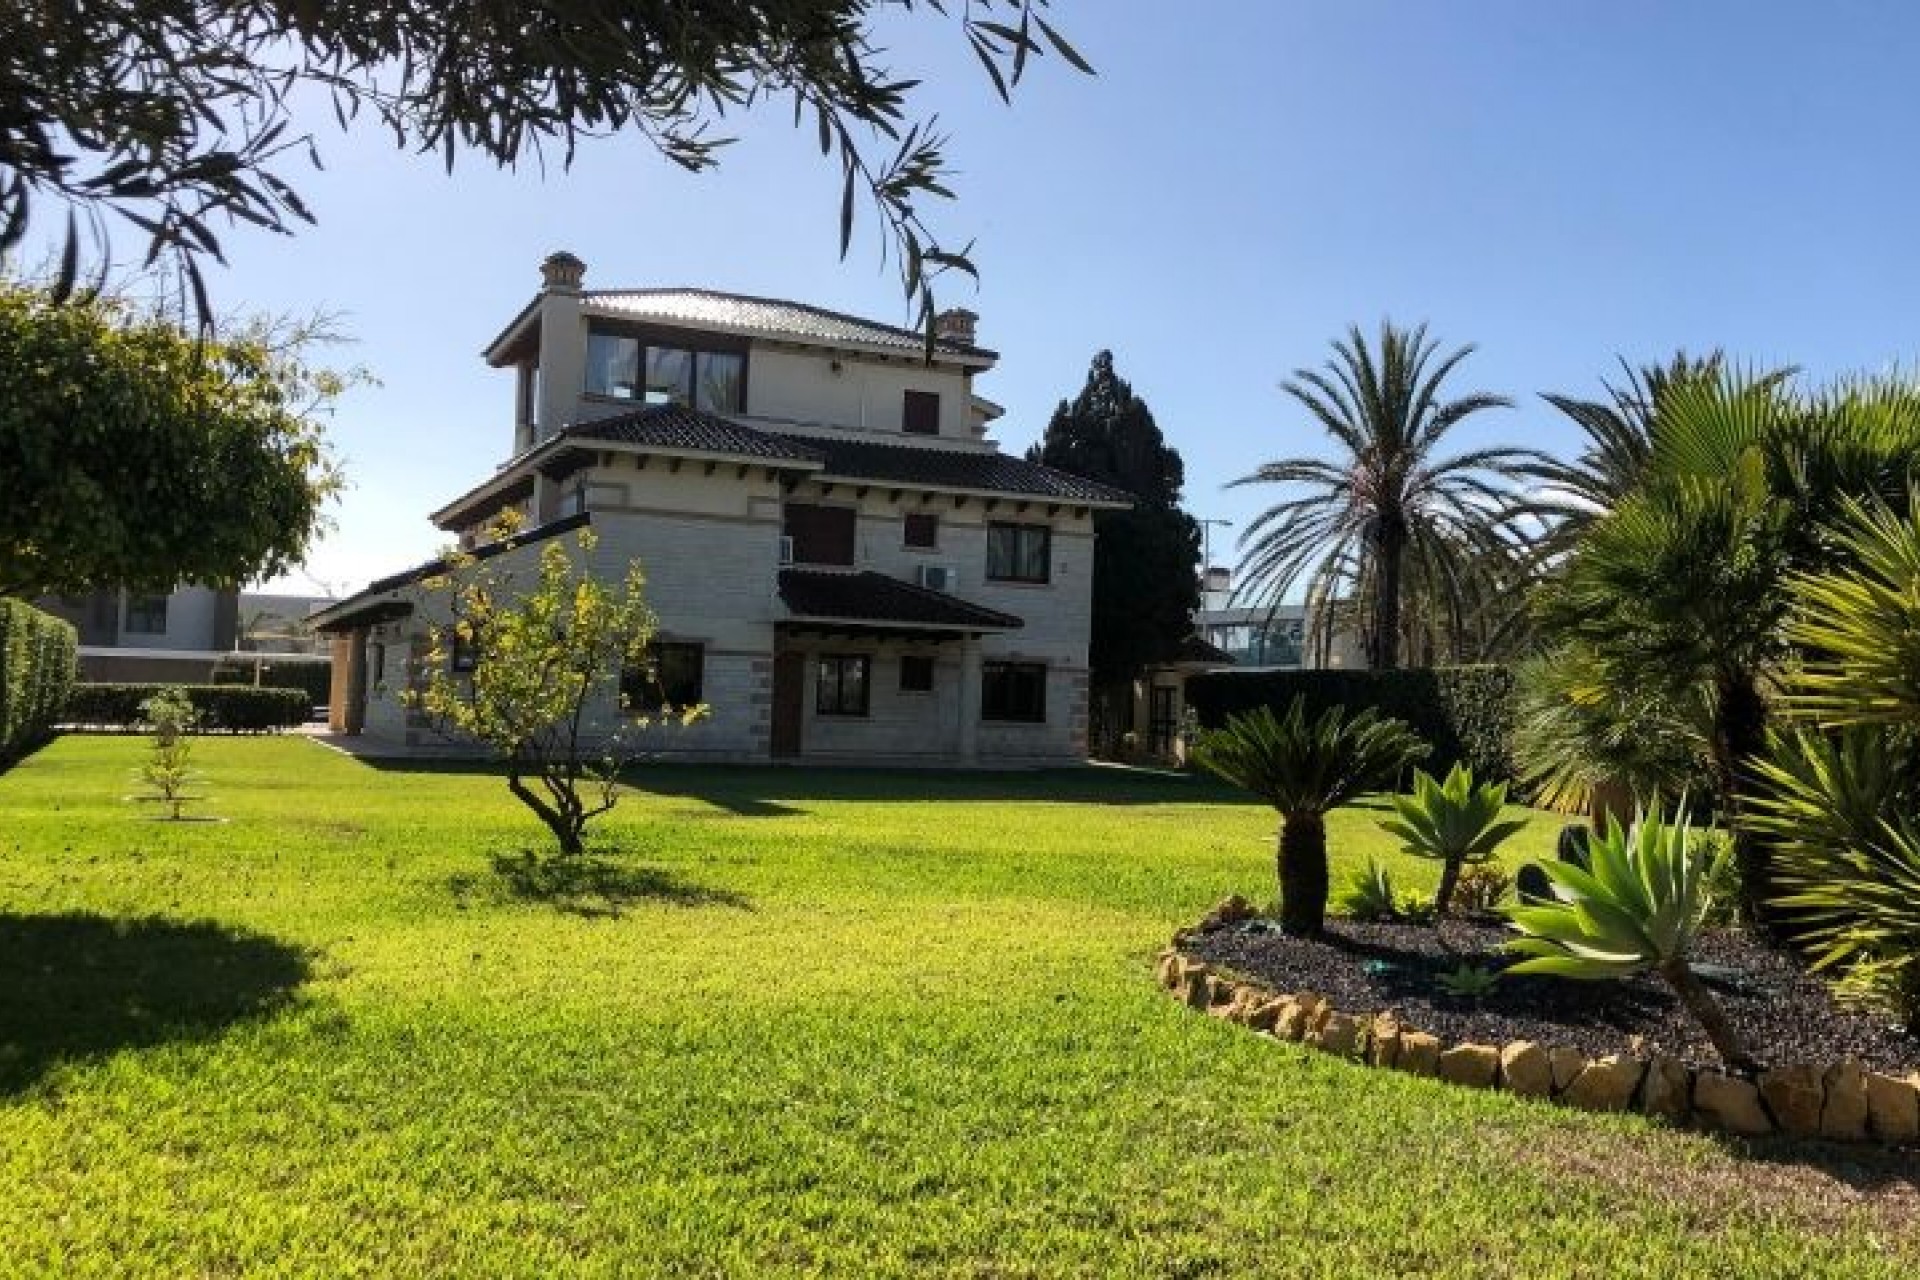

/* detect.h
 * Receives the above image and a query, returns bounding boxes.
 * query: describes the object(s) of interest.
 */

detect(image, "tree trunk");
[1712,670,1774,932]
[1278,811,1330,936]
[1661,958,1756,1073]
[1434,857,1462,918]
[1371,516,1406,670]
[508,769,585,856]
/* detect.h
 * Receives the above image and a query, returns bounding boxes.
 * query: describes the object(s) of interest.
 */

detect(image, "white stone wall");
[744,346,974,439]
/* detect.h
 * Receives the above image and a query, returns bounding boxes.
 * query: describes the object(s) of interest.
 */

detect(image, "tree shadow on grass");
[0,913,309,1094]
[1703,1131,1920,1198]
[448,851,754,919]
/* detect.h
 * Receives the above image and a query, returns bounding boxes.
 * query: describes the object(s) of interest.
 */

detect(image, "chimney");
[533,251,588,444]
[934,307,978,347]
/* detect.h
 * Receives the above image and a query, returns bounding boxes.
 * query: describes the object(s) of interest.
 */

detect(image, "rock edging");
[1156,908,1920,1148]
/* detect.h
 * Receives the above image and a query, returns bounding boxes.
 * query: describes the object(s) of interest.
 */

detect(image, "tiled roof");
[768,432,1134,505]
[585,288,993,360]
[311,513,591,632]
[1173,634,1236,665]
[778,570,1023,632]
[563,405,823,463]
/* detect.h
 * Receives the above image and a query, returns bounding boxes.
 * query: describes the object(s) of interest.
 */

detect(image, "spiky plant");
[1505,812,1753,1071]
[1192,697,1428,936]
[1785,495,1920,728]
[1232,320,1542,670]
[1379,763,1529,916]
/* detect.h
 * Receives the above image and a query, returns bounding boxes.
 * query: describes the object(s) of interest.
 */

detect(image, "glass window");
[982,662,1046,722]
[899,655,935,693]
[450,624,479,673]
[904,512,939,549]
[816,654,870,716]
[585,332,641,398]
[696,351,745,413]
[903,389,940,434]
[124,593,169,634]
[645,347,694,404]
[986,523,1051,583]
[622,642,704,712]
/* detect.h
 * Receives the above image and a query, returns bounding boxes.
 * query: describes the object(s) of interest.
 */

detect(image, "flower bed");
[1160,899,1920,1146]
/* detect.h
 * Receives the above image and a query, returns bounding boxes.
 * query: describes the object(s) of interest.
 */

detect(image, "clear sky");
[124,0,1920,595]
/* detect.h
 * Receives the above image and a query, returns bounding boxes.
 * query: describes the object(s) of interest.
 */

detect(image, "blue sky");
[114,0,1920,593]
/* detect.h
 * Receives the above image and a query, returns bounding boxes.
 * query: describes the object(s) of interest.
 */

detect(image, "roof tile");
[778,570,1023,631]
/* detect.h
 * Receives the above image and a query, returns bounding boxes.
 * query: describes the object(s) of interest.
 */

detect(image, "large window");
[816,654,870,716]
[982,662,1046,722]
[584,327,744,412]
[783,503,857,566]
[903,512,939,550]
[622,642,705,712]
[903,389,941,435]
[986,523,1051,583]
[123,593,169,635]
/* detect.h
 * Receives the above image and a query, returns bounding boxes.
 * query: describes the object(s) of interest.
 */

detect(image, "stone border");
[1158,914,1920,1147]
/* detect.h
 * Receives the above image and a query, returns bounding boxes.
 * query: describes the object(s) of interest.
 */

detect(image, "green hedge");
[0,599,78,764]
[1185,665,1518,786]
[211,654,332,709]
[66,683,309,733]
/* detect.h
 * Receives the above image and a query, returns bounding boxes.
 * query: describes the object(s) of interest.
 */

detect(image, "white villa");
[311,253,1130,765]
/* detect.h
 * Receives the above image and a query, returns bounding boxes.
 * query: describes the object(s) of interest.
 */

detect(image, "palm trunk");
[1711,670,1774,933]
[1372,517,1406,670]
[1278,811,1330,936]
[1434,857,1462,918]
[1661,958,1756,1073]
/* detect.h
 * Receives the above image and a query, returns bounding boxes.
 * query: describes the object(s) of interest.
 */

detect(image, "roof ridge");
[580,285,989,355]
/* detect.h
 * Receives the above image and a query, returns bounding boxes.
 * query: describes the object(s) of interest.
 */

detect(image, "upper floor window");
[124,593,169,635]
[903,389,941,435]
[783,503,856,566]
[986,522,1051,583]
[621,642,705,712]
[903,512,939,550]
[585,328,744,413]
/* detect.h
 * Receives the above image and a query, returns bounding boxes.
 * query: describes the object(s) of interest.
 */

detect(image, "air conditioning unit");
[778,535,795,565]
[916,564,954,593]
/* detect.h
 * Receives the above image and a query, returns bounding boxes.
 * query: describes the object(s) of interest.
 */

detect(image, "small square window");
[124,593,169,635]
[904,512,939,549]
[903,389,940,435]
[622,642,705,712]
[982,662,1046,723]
[899,655,935,693]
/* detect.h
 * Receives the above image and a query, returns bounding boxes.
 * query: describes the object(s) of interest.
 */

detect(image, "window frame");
[449,623,479,674]
[783,502,859,567]
[815,653,872,717]
[981,661,1047,723]
[898,654,935,694]
[582,323,748,413]
[622,641,705,713]
[985,522,1052,584]
[903,511,940,550]
[123,592,169,635]
[902,388,941,435]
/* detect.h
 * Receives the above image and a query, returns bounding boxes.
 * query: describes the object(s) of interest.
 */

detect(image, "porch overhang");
[776,569,1023,639]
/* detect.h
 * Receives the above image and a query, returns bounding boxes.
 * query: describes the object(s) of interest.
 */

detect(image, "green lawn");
[0,737,1913,1277]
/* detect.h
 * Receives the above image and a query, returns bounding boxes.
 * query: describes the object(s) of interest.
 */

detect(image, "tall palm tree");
[1234,321,1539,669]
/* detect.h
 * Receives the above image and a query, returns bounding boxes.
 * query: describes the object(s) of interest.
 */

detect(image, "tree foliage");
[1027,350,1199,688]
[411,527,705,856]
[1233,321,1539,670]
[0,0,1089,328]
[0,277,346,598]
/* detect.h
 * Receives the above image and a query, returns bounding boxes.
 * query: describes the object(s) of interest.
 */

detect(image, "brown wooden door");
[771,652,805,757]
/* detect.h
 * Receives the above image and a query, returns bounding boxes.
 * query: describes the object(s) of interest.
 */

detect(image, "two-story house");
[311,252,1129,766]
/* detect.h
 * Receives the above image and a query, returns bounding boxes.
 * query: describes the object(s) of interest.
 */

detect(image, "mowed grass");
[0,738,1914,1278]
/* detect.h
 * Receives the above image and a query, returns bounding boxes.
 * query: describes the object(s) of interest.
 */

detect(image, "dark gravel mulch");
[1187,917,1920,1074]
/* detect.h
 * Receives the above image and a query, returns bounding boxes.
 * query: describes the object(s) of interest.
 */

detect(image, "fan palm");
[1233,321,1540,669]
[1191,697,1428,936]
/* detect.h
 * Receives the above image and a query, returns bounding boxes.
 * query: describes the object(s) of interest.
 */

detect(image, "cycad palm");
[1234,321,1539,669]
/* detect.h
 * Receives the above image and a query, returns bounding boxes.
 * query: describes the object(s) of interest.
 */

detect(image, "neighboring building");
[311,253,1131,765]
[237,592,337,655]
[39,585,240,682]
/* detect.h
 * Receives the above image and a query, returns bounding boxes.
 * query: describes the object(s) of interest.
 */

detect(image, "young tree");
[1027,351,1200,738]
[1,1,1089,328]
[0,278,346,599]
[410,528,705,856]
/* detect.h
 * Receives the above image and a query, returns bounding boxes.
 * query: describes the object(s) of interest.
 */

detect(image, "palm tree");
[1234,321,1539,669]
[1191,697,1428,935]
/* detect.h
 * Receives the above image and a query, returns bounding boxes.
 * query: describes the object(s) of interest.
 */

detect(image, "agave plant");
[1379,763,1530,917]
[1192,697,1428,936]
[1504,812,1752,1070]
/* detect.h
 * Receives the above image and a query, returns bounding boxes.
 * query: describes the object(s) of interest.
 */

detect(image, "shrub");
[67,683,307,732]
[0,598,77,765]
[1335,858,1400,922]
[1186,665,1515,787]
[1505,812,1752,1070]
[211,654,332,709]
[1192,696,1428,936]
[1452,864,1513,915]
[1378,764,1529,916]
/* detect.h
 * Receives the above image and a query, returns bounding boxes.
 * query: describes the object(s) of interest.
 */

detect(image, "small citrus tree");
[134,686,203,820]
[410,528,705,855]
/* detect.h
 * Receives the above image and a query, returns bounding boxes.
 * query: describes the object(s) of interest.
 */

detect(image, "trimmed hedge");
[0,599,78,764]
[1186,665,1518,786]
[67,683,309,733]
[212,654,332,709]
